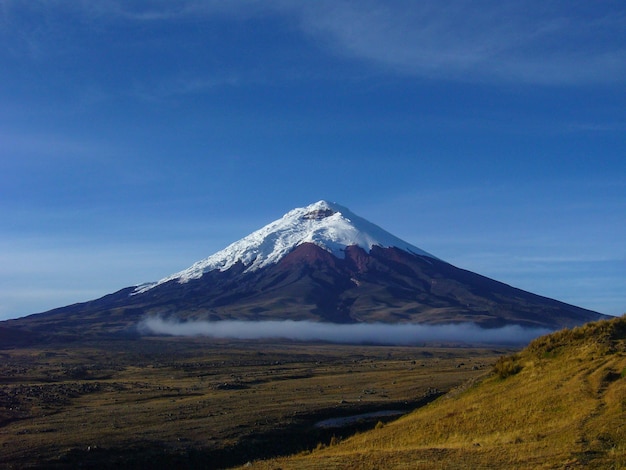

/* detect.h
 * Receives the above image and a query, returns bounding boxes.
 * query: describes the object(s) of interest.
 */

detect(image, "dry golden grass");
[244,316,626,469]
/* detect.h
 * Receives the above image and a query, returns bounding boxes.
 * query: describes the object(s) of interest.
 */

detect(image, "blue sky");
[1,0,625,320]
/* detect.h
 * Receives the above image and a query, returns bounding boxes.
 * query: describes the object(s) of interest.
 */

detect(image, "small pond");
[314,410,405,429]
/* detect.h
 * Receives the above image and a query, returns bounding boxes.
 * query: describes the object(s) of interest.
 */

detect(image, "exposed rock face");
[301,208,336,220]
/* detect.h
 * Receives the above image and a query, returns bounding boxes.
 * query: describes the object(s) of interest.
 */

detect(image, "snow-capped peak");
[134,200,438,293]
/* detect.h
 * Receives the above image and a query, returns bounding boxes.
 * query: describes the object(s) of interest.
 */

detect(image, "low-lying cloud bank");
[138,318,552,345]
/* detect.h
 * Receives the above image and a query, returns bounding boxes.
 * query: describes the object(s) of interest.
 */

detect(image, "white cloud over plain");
[139,318,552,345]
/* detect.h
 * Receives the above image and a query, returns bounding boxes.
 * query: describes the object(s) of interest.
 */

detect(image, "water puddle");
[314,410,405,429]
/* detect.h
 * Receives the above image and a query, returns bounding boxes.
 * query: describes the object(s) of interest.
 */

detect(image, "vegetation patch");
[493,354,522,378]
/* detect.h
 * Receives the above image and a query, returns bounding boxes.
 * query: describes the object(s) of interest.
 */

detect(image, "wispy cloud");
[69,0,271,22]
[129,74,245,102]
[0,131,103,160]
[3,1,624,86]
[139,318,551,345]
[563,121,626,133]
[294,1,626,85]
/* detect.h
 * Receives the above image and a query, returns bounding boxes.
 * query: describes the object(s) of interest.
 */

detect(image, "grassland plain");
[0,337,503,469]
[245,316,626,469]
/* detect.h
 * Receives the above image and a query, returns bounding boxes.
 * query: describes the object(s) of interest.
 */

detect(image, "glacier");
[134,200,438,294]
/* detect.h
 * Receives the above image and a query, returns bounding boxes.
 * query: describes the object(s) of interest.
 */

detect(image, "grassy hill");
[244,315,626,469]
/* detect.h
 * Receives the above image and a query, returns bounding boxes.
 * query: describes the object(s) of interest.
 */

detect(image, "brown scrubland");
[0,337,500,468]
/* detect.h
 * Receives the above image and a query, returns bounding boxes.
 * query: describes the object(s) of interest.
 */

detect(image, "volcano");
[3,201,606,342]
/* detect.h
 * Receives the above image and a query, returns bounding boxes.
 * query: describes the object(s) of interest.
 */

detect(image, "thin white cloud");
[129,74,245,102]
[139,318,552,345]
[515,255,621,264]
[563,121,626,133]
[294,1,626,85]
[0,131,102,160]
[3,1,624,85]
[13,0,274,24]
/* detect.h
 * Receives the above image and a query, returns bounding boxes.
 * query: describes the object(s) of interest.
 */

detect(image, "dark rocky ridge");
[3,243,606,342]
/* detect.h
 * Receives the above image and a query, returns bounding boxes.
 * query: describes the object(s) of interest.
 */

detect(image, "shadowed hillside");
[244,315,626,469]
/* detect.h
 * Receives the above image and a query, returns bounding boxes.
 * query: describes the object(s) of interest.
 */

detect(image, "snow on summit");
[135,201,437,293]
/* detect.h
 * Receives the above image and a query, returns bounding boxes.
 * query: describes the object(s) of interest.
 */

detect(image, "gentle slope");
[246,315,626,469]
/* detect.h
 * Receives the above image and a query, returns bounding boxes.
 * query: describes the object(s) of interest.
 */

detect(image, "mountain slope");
[3,201,606,340]
[246,315,626,469]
